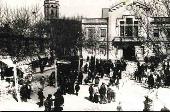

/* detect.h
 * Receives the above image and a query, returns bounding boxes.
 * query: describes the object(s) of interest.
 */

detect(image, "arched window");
[51,9,54,16]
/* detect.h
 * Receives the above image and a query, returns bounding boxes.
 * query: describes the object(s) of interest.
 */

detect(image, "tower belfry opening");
[44,0,59,21]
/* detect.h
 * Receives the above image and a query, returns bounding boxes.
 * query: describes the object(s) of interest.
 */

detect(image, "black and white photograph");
[0,0,170,111]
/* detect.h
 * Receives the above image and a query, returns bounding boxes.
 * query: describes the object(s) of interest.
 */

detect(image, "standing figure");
[78,71,83,85]
[94,76,100,85]
[38,88,45,107]
[117,102,123,111]
[48,72,55,86]
[89,84,94,101]
[75,83,80,96]
[27,84,32,99]
[40,76,46,89]
[99,83,107,104]
[156,74,161,88]
[107,85,115,103]
[44,94,53,111]
[143,96,152,111]
[53,89,64,111]
[20,84,28,102]
[148,74,154,89]
[84,63,88,73]
[93,85,99,103]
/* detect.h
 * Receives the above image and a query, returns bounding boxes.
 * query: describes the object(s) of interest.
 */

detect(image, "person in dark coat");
[89,84,94,101]
[48,71,55,86]
[94,76,100,85]
[20,84,28,102]
[78,71,83,85]
[44,94,53,111]
[53,89,64,111]
[26,84,32,99]
[99,83,107,104]
[107,85,115,103]
[84,63,88,73]
[40,76,46,89]
[75,83,80,96]
[93,92,99,103]
[38,88,45,107]
[88,70,93,82]
[156,74,161,88]
[148,74,154,89]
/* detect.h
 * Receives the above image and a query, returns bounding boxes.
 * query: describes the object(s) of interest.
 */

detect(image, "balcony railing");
[113,36,143,42]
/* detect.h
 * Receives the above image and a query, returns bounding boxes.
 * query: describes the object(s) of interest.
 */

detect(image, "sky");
[0,0,131,18]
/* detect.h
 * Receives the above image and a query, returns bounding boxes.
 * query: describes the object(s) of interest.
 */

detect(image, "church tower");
[44,0,59,21]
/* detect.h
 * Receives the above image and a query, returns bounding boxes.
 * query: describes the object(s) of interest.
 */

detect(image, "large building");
[82,1,169,61]
[82,18,108,57]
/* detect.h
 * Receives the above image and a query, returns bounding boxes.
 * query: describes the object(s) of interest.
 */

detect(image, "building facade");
[82,1,169,61]
[82,18,108,57]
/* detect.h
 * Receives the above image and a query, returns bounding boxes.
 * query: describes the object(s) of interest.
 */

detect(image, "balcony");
[112,36,143,46]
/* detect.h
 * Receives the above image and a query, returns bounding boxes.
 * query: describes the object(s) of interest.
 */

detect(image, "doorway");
[123,44,136,61]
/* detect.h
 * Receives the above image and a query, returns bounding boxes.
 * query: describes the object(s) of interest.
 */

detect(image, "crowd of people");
[84,56,127,85]
[1,54,170,111]
[83,56,127,104]
[38,88,64,111]
[88,83,115,104]
[19,75,65,111]
[133,58,170,89]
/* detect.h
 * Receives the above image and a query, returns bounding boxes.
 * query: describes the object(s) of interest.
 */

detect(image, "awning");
[0,58,31,76]
[0,59,15,68]
[57,60,71,64]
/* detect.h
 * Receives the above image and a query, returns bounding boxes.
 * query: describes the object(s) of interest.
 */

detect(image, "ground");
[1,61,170,111]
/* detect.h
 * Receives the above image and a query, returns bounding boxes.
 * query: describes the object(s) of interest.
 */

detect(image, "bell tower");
[44,0,59,21]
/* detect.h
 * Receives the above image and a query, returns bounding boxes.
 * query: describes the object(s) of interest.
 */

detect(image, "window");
[56,10,59,17]
[120,21,124,24]
[51,10,54,16]
[88,28,95,38]
[134,21,138,24]
[46,5,49,8]
[119,18,139,37]
[126,18,133,24]
[125,26,133,36]
[120,26,124,36]
[153,29,159,37]
[101,29,106,37]
[167,28,170,40]
[134,26,138,37]
[120,21,124,36]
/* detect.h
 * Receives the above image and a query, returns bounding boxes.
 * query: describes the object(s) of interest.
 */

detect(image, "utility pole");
[11,57,20,102]
[50,20,58,88]
[54,59,58,87]
[13,64,20,102]
[107,19,109,61]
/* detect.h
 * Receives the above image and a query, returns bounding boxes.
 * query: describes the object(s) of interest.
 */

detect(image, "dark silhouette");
[37,88,45,107]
